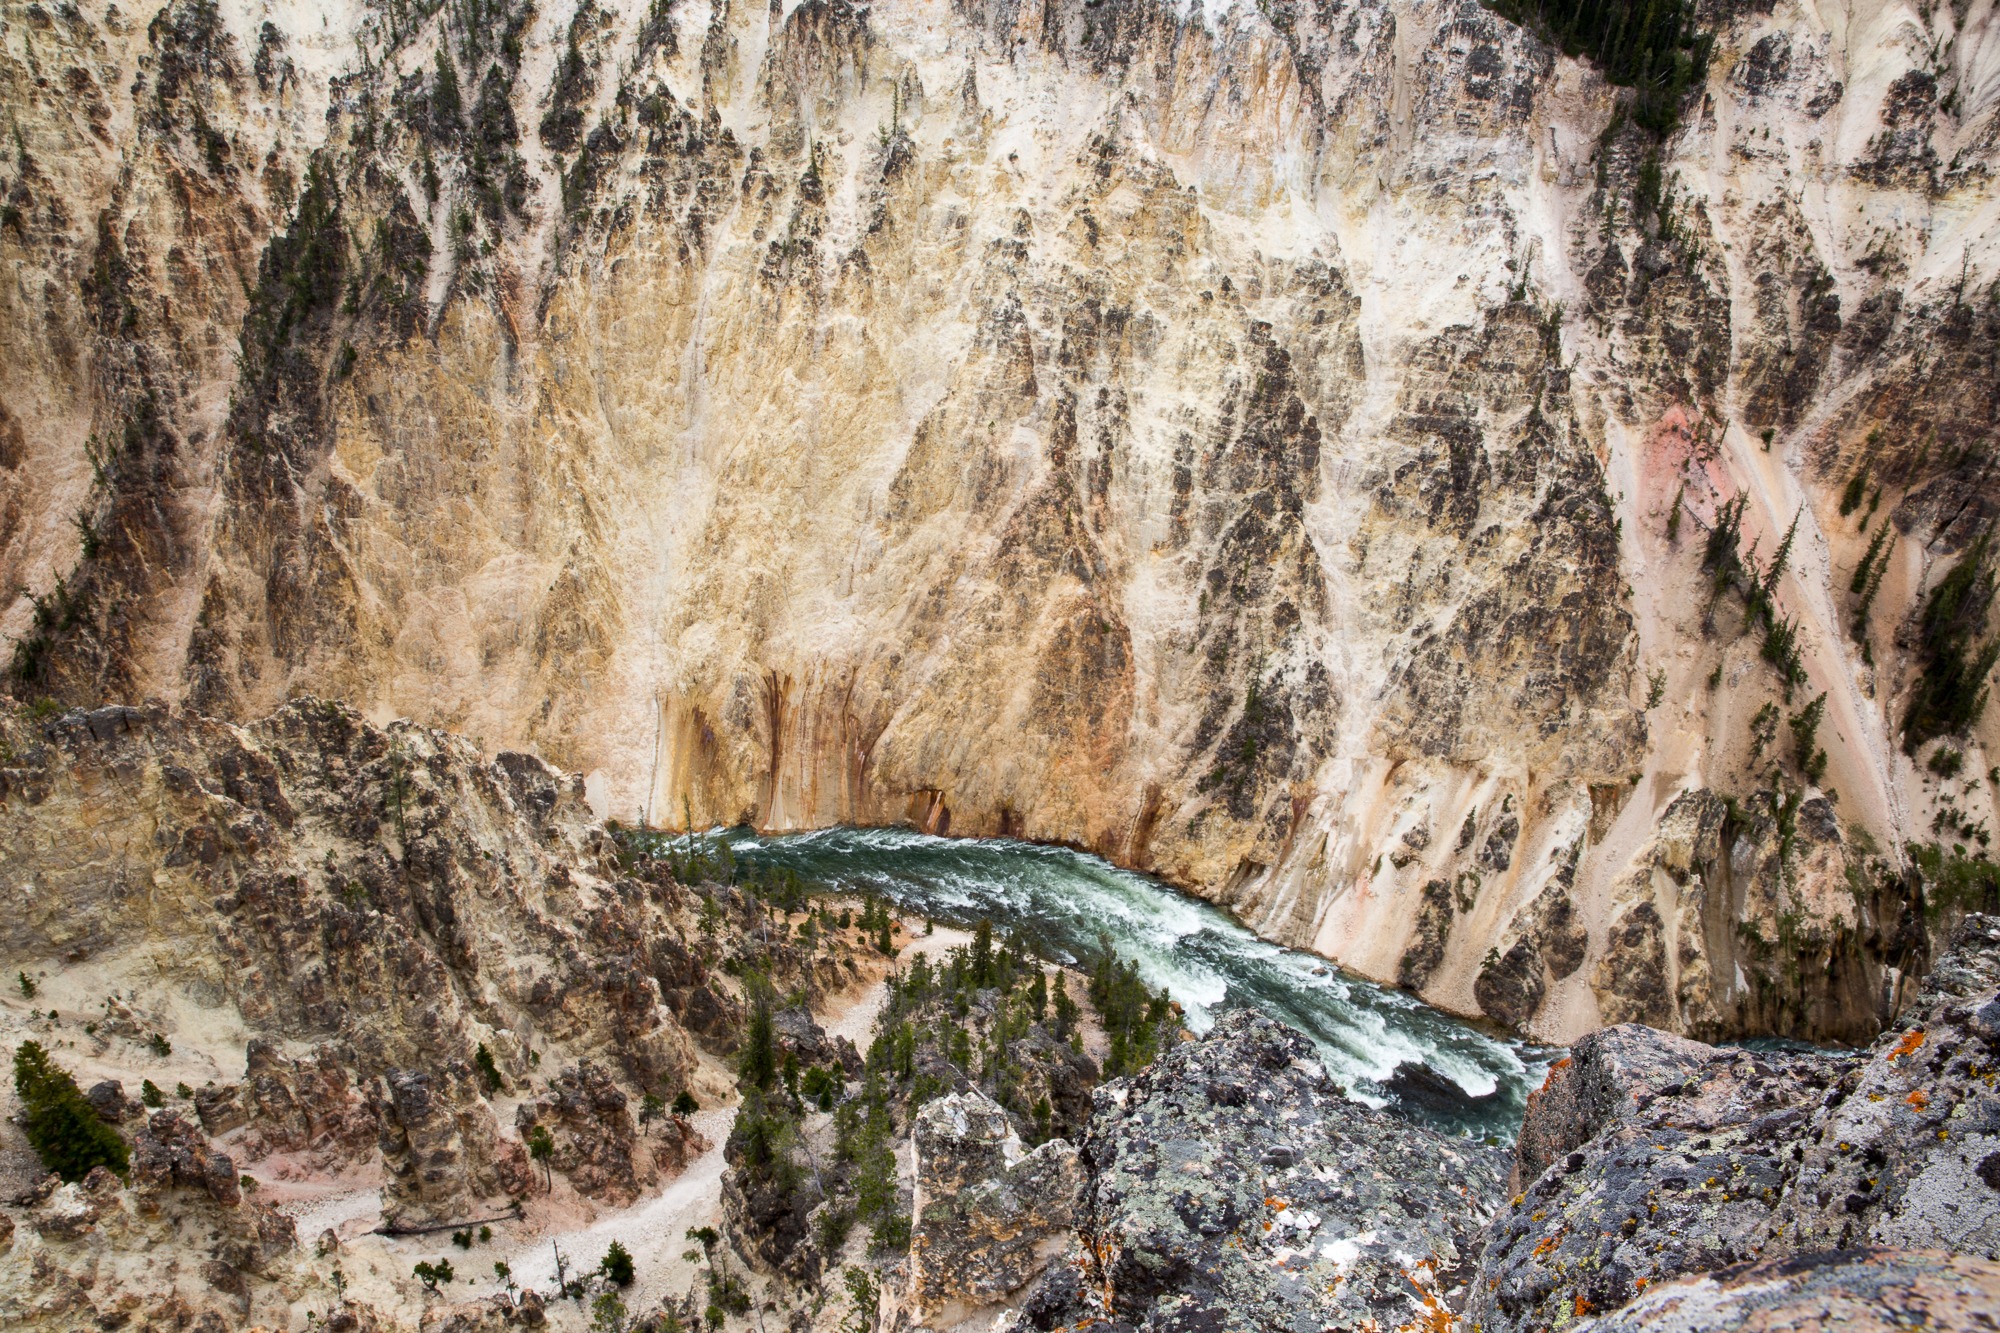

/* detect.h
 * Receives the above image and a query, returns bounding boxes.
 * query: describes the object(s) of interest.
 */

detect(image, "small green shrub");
[598,1239,635,1287]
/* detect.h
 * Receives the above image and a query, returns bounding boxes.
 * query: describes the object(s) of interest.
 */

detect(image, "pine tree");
[14,1041,128,1181]
[739,994,777,1091]
[433,49,462,128]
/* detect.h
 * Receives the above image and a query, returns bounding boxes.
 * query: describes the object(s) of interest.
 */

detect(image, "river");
[675,825,1554,1141]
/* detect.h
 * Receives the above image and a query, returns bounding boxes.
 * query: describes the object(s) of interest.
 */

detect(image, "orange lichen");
[1889,1029,1927,1060]
[1576,1296,1595,1316]
[1907,1088,1930,1110]
[1400,1268,1454,1333]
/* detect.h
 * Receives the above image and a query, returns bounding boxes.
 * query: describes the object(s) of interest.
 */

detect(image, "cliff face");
[2,0,1998,1039]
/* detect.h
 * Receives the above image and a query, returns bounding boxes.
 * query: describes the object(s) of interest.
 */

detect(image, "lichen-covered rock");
[1569,1249,2000,1332]
[1471,1026,1846,1330]
[907,1090,1084,1321]
[1771,914,2000,1260]
[1472,913,2000,1332]
[1030,1009,1506,1332]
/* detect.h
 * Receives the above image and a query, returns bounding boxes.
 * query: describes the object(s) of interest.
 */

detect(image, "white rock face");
[1,0,1996,1039]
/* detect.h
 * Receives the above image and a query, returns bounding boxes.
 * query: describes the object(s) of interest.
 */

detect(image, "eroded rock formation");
[2,0,1997,1042]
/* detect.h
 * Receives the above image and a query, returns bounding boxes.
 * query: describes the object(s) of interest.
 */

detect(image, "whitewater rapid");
[698,825,1553,1140]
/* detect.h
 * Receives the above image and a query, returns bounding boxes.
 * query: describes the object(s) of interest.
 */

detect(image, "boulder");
[85,1080,139,1124]
[1472,913,2000,1332]
[1025,1009,1507,1332]
[1570,1249,2000,1331]
[907,1090,1084,1322]
[132,1109,243,1206]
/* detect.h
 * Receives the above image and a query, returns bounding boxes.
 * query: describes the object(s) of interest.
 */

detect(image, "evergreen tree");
[433,49,463,128]
[739,996,777,1091]
[13,1041,128,1181]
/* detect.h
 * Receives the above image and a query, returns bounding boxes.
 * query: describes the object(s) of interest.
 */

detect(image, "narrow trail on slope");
[494,924,974,1313]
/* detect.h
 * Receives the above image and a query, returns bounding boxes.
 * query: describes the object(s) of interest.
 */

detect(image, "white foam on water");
[715,826,1550,1137]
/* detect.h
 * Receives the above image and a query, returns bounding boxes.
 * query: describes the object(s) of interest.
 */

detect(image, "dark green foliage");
[147,1032,172,1058]
[432,49,463,129]
[14,1041,129,1181]
[16,972,34,999]
[232,153,347,402]
[1666,482,1684,541]
[141,1079,165,1108]
[1851,523,1892,595]
[800,1063,842,1111]
[1761,615,1804,695]
[672,1089,699,1116]
[1789,693,1828,785]
[731,1087,803,1192]
[540,18,592,152]
[1852,526,1895,641]
[8,576,89,687]
[1051,970,1079,1034]
[1839,466,1870,517]
[474,1043,505,1094]
[469,64,529,220]
[1929,746,1965,779]
[1704,493,1747,577]
[738,993,777,1091]
[816,1202,855,1257]
[1909,841,2000,919]
[413,1258,455,1293]
[526,1123,555,1189]
[1482,0,1711,135]
[452,1228,473,1248]
[1704,494,1806,698]
[1088,943,1175,1078]
[1904,531,2000,753]
[1764,510,1799,595]
[599,1240,635,1287]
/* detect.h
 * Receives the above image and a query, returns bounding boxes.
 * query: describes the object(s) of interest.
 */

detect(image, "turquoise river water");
[694,826,1555,1141]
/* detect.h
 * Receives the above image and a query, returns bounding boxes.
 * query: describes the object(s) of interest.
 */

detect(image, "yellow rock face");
[3,0,1995,1037]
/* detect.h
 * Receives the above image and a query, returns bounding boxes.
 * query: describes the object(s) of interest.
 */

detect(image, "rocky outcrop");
[514,1062,656,1207]
[0,700,702,1100]
[906,1090,1084,1322]
[1471,913,2000,1331]
[1027,1009,1507,1331]
[1584,788,1921,1046]
[376,1064,532,1231]
[131,1109,247,1209]
[0,1119,298,1329]
[209,1039,380,1163]
[1572,1249,2000,1331]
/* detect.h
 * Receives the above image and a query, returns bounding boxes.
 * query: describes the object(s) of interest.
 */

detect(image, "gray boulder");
[907,1090,1083,1322]
[1570,1249,2000,1331]
[1026,1008,1507,1333]
[1471,913,2000,1332]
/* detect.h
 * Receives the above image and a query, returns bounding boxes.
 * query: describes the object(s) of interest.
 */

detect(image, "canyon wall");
[2,0,1998,1040]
